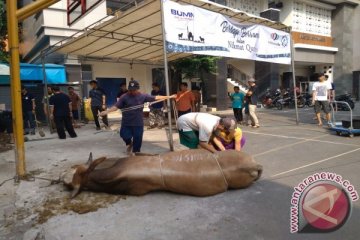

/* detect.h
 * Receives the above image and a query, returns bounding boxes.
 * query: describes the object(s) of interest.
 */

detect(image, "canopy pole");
[290,30,299,125]
[160,0,174,151]
[7,0,26,178]
[41,51,53,133]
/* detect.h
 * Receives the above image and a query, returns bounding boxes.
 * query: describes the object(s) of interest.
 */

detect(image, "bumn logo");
[171,9,194,19]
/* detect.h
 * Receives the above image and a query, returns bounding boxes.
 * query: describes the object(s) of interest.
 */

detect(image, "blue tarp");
[0,63,67,84]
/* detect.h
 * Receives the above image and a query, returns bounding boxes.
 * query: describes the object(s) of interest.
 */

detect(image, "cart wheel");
[349,134,354,138]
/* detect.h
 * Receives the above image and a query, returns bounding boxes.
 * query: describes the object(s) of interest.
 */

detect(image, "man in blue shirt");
[230,86,244,124]
[21,86,36,135]
[148,82,165,129]
[100,80,176,153]
[89,80,109,130]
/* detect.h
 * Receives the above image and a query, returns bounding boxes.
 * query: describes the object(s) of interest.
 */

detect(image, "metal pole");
[41,52,53,133]
[160,0,174,151]
[7,0,26,177]
[290,30,299,125]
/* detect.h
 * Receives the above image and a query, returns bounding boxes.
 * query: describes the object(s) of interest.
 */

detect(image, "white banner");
[163,0,291,65]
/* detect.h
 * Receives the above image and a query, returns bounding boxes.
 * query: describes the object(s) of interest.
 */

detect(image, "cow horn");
[70,185,81,198]
[87,152,93,165]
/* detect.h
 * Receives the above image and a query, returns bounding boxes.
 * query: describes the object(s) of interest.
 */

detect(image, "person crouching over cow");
[100,80,176,154]
[176,113,237,153]
[211,118,246,151]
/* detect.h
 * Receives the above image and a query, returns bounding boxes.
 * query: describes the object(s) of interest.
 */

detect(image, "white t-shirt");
[312,81,332,101]
[177,113,220,142]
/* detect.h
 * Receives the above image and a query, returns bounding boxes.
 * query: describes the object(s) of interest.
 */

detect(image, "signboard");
[163,0,291,65]
[292,32,333,47]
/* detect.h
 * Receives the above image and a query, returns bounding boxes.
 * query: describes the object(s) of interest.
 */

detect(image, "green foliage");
[0,0,9,63]
[171,55,219,80]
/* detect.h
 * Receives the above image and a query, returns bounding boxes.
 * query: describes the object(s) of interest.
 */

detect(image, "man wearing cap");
[89,80,109,130]
[245,78,260,128]
[176,112,237,153]
[100,79,176,153]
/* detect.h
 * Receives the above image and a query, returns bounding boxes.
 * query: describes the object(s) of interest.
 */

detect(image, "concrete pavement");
[0,106,359,240]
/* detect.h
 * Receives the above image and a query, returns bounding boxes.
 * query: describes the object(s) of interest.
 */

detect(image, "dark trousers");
[23,110,36,133]
[233,108,243,122]
[120,125,144,153]
[178,108,191,117]
[54,116,77,139]
[91,105,108,128]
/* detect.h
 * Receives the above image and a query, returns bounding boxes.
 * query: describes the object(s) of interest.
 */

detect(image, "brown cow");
[61,149,262,198]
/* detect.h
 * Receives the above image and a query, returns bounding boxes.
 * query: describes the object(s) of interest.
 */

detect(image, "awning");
[0,63,67,84]
[54,0,289,63]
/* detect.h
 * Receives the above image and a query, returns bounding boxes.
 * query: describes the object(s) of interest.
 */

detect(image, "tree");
[0,0,9,63]
[171,55,218,81]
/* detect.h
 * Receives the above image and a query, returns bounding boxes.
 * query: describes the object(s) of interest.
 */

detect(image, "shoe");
[96,127,101,130]
[252,125,260,128]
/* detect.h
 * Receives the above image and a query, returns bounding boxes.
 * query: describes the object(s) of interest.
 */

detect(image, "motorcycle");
[276,89,305,110]
[262,89,282,109]
[333,93,355,111]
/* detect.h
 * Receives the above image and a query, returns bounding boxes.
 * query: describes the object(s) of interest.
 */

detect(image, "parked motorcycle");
[275,89,305,110]
[333,93,355,111]
[262,89,282,109]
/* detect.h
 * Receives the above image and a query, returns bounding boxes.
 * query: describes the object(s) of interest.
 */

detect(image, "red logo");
[301,183,351,232]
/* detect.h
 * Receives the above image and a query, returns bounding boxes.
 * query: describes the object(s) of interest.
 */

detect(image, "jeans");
[23,111,35,133]
[91,105,108,128]
[120,125,144,152]
[233,108,243,122]
[249,104,259,126]
[54,116,77,139]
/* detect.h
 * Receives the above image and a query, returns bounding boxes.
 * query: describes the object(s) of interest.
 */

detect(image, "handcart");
[329,101,360,138]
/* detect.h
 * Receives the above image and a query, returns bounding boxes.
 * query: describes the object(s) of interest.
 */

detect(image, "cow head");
[61,152,107,198]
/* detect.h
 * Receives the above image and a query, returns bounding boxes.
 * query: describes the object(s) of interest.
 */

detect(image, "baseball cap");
[128,80,140,90]
[220,118,236,131]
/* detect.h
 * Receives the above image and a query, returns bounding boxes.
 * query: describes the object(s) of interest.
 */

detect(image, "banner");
[163,0,291,65]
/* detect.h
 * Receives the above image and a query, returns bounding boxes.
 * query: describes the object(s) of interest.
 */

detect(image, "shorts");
[314,101,330,114]
[72,110,79,120]
[179,130,199,149]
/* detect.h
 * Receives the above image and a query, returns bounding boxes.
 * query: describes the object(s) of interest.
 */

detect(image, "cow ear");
[70,185,81,198]
[87,157,107,172]
[86,152,93,165]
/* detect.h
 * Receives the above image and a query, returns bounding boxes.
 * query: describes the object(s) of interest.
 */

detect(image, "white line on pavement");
[270,147,360,177]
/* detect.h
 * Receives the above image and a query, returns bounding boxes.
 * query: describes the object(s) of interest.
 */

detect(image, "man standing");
[100,80,175,153]
[43,86,56,132]
[230,86,244,124]
[175,82,195,117]
[148,82,165,129]
[68,86,81,127]
[116,82,128,101]
[89,80,109,130]
[177,112,236,153]
[21,86,36,135]
[49,86,77,139]
[312,73,332,126]
[246,78,259,128]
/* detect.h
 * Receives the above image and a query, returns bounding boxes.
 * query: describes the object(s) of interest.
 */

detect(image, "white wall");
[85,61,163,94]
[227,59,255,77]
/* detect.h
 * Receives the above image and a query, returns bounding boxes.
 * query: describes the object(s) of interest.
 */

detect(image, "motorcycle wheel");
[276,102,283,110]
[297,98,305,108]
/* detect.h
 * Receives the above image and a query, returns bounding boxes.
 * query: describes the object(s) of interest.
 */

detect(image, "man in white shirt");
[312,73,332,126]
[177,113,235,153]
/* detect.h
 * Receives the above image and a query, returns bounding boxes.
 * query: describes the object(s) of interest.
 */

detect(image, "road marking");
[271,148,360,178]
[253,134,328,157]
[243,130,360,147]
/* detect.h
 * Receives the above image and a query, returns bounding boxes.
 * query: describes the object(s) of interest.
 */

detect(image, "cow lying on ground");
[61,149,263,198]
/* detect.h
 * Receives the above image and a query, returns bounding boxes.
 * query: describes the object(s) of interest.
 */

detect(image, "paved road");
[0,106,359,240]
